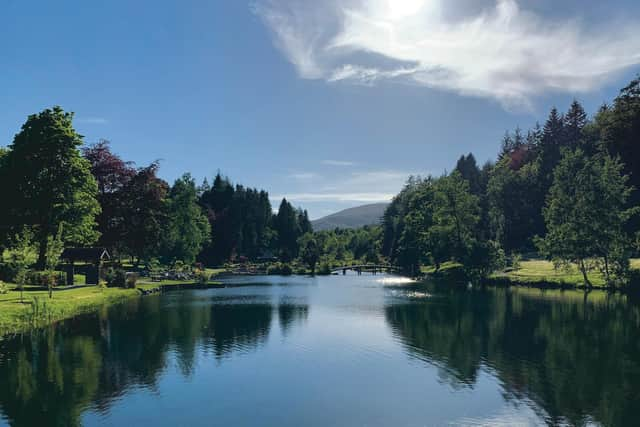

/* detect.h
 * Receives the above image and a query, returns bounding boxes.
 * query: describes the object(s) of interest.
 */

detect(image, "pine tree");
[563,99,588,150]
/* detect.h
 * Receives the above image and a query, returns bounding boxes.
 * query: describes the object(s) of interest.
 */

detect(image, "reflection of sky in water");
[0,274,636,426]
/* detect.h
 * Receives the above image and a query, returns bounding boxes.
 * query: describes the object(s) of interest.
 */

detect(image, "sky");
[2,0,640,219]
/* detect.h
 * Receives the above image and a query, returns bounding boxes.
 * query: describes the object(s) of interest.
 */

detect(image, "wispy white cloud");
[275,169,419,204]
[255,0,640,108]
[288,172,318,180]
[322,159,356,166]
[272,192,394,203]
[76,117,108,124]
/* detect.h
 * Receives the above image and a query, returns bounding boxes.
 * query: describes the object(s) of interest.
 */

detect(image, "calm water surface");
[1,274,639,426]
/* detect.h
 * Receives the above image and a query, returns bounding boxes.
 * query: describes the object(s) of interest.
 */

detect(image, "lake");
[0,274,639,427]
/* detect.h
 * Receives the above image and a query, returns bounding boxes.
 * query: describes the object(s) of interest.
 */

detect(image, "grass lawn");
[490,260,608,287]
[420,259,640,288]
[0,267,229,336]
[0,284,138,336]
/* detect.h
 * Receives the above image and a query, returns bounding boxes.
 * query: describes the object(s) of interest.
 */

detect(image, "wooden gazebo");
[61,247,110,285]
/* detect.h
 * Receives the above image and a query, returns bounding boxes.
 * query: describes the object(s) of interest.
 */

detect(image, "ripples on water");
[0,274,638,426]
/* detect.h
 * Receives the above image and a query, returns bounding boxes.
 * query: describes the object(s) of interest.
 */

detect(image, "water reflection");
[386,285,640,426]
[0,278,639,426]
[0,291,308,427]
[278,297,309,336]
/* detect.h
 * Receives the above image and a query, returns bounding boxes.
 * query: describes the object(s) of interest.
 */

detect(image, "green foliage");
[0,106,100,269]
[298,233,320,273]
[316,262,332,276]
[45,225,65,271]
[266,262,293,276]
[1,228,37,282]
[194,270,209,284]
[310,225,382,267]
[275,199,302,262]
[120,163,169,263]
[487,158,544,252]
[105,268,127,288]
[0,282,8,295]
[198,173,274,264]
[536,149,636,287]
[124,273,138,289]
[161,174,211,264]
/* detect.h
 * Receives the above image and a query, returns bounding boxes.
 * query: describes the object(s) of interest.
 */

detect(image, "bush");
[105,268,126,287]
[194,270,209,284]
[0,282,8,294]
[316,262,332,275]
[266,263,293,276]
[510,254,522,271]
[125,272,138,289]
[26,270,62,287]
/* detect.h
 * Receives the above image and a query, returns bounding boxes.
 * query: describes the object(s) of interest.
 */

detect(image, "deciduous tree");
[0,107,100,269]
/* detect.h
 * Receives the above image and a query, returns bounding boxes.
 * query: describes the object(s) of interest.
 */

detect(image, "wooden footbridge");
[331,264,401,275]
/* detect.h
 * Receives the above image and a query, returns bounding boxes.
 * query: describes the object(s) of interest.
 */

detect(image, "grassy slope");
[0,285,137,336]
[0,268,228,336]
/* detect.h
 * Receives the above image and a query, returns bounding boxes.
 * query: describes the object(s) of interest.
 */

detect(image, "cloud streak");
[272,192,394,203]
[76,117,109,124]
[322,159,356,166]
[274,169,419,204]
[255,0,640,108]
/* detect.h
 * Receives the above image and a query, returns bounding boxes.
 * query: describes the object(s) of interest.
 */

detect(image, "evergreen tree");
[598,76,640,234]
[539,107,565,186]
[563,99,588,150]
[298,233,320,273]
[275,198,300,262]
[454,153,482,195]
[297,209,313,235]
[161,174,211,264]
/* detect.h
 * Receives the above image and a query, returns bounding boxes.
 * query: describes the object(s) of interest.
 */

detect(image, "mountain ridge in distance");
[311,203,388,231]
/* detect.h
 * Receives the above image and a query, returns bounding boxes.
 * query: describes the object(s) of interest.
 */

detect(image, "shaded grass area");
[421,259,640,288]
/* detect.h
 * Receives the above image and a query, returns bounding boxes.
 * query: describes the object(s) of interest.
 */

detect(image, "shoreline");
[3,263,638,337]
[0,280,227,338]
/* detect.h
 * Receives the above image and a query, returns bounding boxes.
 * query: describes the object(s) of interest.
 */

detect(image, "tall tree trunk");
[579,259,592,288]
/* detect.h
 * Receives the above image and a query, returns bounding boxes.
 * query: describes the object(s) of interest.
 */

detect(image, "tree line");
[382,76,640,286]
[0,107,320,282]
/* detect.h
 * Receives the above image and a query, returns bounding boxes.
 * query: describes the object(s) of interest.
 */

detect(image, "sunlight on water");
[375,276,415,285]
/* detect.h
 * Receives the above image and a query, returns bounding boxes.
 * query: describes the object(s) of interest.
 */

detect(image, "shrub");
[26,270,62,287]
[266,263,293,276]
[105,268,126,287]
[194,270,209,284]
[510,254,522,271]
[125,272,138,289]
[0,282,8,295]
[317,262,332,276]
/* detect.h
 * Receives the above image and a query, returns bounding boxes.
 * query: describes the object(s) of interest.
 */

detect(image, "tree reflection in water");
[385,285,640,427]
[0,291,301,427]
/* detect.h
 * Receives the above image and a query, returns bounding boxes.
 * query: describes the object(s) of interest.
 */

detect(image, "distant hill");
[312,203,388,231]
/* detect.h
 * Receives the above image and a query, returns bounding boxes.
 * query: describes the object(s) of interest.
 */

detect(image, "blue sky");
[2,0,640,219]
